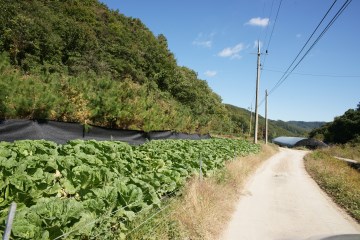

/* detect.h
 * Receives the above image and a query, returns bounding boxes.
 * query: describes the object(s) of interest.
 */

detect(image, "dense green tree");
[310,103,360,144]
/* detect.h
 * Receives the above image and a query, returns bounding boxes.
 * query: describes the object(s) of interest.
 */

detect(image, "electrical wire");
[250,0,282,110]
[263,68,360,78]
[258,0,352,107]
[261,0,276,49]
[268,0,339,96]
[262,0,283,68]
[268,0,352,96]
[257,0,271,41]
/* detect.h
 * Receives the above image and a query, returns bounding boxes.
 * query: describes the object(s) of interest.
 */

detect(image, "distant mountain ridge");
[286,121,327,131]
[225,104,324,139]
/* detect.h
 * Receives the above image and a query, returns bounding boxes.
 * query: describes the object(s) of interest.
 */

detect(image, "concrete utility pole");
[249,105,252,137]
[265,90,268,145]
[254,41,261,144]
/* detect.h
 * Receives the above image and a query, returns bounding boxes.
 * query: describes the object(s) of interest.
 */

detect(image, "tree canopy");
[309,102,360,144]
[0,0,232,133]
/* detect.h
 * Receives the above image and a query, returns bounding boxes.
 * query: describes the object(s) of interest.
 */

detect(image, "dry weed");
[305,150,360,222]
[171,144,277,240]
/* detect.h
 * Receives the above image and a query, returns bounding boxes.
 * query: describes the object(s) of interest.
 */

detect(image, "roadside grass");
[124,144,277,240]
[304,150,360,223]
[323,143,360,162]
[172,144,278,240]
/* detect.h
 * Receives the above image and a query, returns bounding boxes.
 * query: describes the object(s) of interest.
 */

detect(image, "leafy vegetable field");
[0,139,259,239]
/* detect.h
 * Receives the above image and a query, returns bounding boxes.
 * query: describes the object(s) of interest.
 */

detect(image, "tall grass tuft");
[305,150,360,222]
[170,144,277,240]
[322,143,360,162]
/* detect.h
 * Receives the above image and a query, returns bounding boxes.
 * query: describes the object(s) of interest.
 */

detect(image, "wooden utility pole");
[265,90,268,145]
[254,41,261,144]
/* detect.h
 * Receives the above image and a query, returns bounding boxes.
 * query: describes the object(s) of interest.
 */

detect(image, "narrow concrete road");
[221,148,360,240]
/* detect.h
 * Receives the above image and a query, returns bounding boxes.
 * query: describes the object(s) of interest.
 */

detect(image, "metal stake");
[3,202,17,240]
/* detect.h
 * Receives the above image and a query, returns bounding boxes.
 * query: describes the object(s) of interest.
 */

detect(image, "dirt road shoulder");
[221,148,360,240]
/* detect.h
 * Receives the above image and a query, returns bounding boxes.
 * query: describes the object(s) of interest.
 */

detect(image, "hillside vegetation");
[0,0,311,136]
[305,150,360,222]
[309,102,360,144]
[287,121,326,131]
[0,0,231,133]
[305,102,360,223]
[225,104,308,138]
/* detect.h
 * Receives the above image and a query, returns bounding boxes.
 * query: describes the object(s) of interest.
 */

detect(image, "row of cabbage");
[0,138,260,239]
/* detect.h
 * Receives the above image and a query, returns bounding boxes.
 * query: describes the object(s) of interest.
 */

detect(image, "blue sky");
[100,0,360,122]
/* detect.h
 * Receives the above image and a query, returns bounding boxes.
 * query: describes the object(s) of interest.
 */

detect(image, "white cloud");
[192,32,215,48]
[204,70,217,77]
[218,43,245,59]
[245,17,269,27]
[296,33,302,38]
[193,40,212,48]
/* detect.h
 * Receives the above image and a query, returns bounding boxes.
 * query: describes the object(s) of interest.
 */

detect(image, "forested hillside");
[0,0,313,136]
[287,121,326,131]
[0,0,232,133]
[225,104,308,139]
[309,102,360,144]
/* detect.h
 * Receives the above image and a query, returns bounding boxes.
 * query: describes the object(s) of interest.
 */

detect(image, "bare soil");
[221,148,360,240]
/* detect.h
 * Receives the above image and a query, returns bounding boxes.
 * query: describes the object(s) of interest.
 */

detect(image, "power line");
[261,0,276,48]
[263,68,360,78]
[258,0,353,108]
[250,0,282,110]
[269,0,352,96]
[262,0,283,68]
[266,0,352,98]
[266,0,283,52]
[257,0,272,41]
[268,0,339,96]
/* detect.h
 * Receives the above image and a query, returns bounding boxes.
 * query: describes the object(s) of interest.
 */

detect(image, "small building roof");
[272,136,307,147]
[272,136,328,149]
